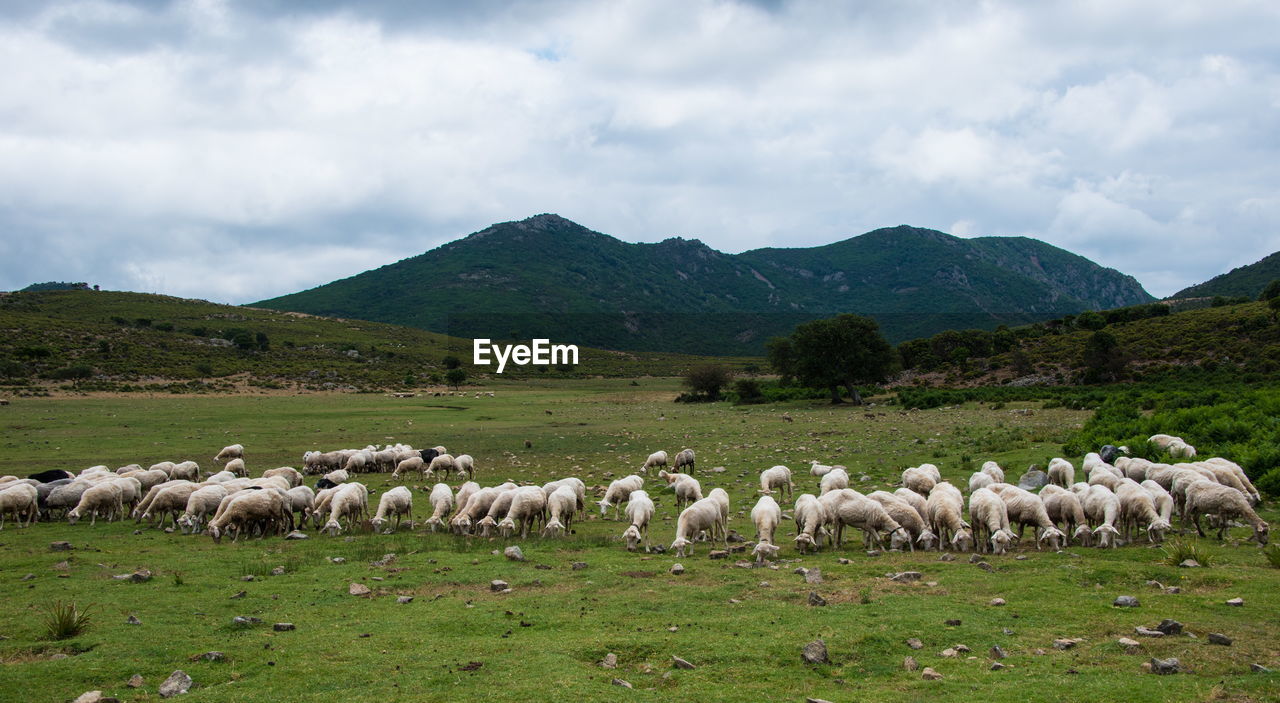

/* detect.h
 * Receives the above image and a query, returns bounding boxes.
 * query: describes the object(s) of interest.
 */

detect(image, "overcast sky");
[2,0,1277,302]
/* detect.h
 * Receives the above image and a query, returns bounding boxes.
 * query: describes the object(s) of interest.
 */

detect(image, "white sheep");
[343,450,373,473]
[178,484,229,534]
[285,485,315,522]
[323,483,369,536]
[759,465,793,500]
[1047,458,1075,488]
[671,497,722,556]
[1115,479,1171,544]
[968,487,1015,555]
[498,486,546,538]
[968,472,994,493]
[0,483,38,529]
[659,471,703,512]
[820,468,850,495]
[980,461,1005,483]
[900,466,936,495]
[706,487,730,544]
[224,458,247,478]
[1203,457,1260,506]
[371,486,413,532]
[208,489,285,543]
[1040,485,1092,546]
[867,491,936,551]
[422,483,455,532]
[828,489,904,550]
[453,481,480,517]
[809,461,835,478]
[893,487,930,526]
[214,444,244,463]
[996,485,1066,550]
[477,486,519,537]
[1140,480,1175,524]
[426,453,457,480]
[672,448,696,474]
[793,493,829,553]
[598,475,644,519]
[543,485,580,538]
[925,482,973,552]
[454,454,476,481]
[641,451,669,473]
[1082,485,1121,548]
[392,456,423,479]
[451,486,500,534]
[170,461,200,482]
[1183,481,1269,544]
[67,481,123,526]
[619,489,654,549]
[262,466,302,487]
[750,495,782,562]
[541,477,586,514]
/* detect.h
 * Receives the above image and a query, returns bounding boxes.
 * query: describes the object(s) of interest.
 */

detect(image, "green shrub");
[43,601,91,640]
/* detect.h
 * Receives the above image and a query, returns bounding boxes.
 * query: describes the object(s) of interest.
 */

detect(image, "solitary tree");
[1081,330,1127,383]
[1259,279,1280,302]
[442,355,462,370]
[766,314,897,404]
[445,367,467,389]
[682,364,732,400]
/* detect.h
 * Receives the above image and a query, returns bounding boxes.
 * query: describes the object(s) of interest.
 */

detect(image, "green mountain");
[1172,251,1280,300]
[254,215,1154,355]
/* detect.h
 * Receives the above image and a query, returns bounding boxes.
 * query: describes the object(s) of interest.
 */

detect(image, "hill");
[0,290,755,394]
[253,215,1153,355]
[1172,250,1280,299]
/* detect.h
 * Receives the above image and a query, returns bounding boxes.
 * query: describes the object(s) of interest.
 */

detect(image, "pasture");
[0,379,1276,702]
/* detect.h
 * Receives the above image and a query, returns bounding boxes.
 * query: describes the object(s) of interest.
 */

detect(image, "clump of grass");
[1264,544,1280,569]
[1162,538,1213,567]
[172,571,184,586]
[43,601,91,640]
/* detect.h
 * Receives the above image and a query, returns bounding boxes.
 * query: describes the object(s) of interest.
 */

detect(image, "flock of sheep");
[0,435,1267,562]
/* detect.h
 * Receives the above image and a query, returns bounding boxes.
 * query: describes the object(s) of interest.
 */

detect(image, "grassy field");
[0,380,1276,702]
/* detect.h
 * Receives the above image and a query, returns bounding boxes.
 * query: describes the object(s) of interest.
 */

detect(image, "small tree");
[682,364,732,400]
[767,313,896,404]
[1259,279,1280,301]
[1269,296,1280,321]
[1081,330,1127,383]
[445,368,466,389]
[1076,310,1106,330]
[442,355,462,370]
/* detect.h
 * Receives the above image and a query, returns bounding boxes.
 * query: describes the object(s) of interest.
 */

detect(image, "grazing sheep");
[1203,457,1260,505]
[1183,482,1269,544]
[759,465,794,500]
[995,485,1066,550]
[170,461,200,482]
[672,448,696,474]
[67,481,124,526]
[980,461,1005,483]
[0,483,38,528]
[1040,485,1092,546]
[214,444,244,463]
[809,461,835,478]
[426,453,457,480]
[671,497,722,556]
[285,485,315,522]
[178,484,229,534]
[323,483,369,536]
[260,466,301,487]
[706,487,730,544]
[1047,458,1075,488]
[641,451,669,473]
[900,466,936,495]
[968,487,1015,554]
[122,469,171,492]
[223,458,247,478]
[453,481,480,518]
[27,469,74,483]
[820,468,850,495]
[371,486,413,532]
[321,468,350,487]
[431,445,447,456]
[498,486,547,538]
[598,475,645,520]
[893,488,930,526]
[968,471,995,493]
[46,481,94,518]
[659,471,703,513]
[1115,479,1171,544]
[750,495,782,548]
[868,491,936,551]
[926,482,973,552]
[392,456,423,479]
[1087,467,1123,492]
[1149,433,1196,458]
[1082,485,1121,548]
[477,486,519,537]
[423,483,455,532]
[541,477,586,514]
[208,489,286,543]
[1169,470,1214,518]
[543,484,580,538]
[453,454,476,481]
[35,478,72,517]
[619,489,653,549]
[343,450,374,474]
[1140,480,1175,524]
[793,493,829,553]
[828,489,904,550]
[451,486,500,534]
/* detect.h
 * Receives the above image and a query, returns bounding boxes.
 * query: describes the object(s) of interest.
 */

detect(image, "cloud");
[0,0,1277,303]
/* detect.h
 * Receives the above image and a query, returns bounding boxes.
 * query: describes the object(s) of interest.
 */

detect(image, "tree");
[1081,330,1127,383]
[1269,296,1280,321]
[1260,279,1280,301]
[442,355,462,370]
[682,364,732,400]
[1076,310,1106,330]
[445,368,467,389]
[766,314,896,404]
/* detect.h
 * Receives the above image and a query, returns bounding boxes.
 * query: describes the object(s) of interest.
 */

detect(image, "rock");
[865,550,882,557]
[230,590,246,599]
[72,691,103,703]
[271,566,286,576]
[600,653,618,669]
[125,614,141,625]
[794,567,808,575]
[330,557,346,564]
[990,662,1006,670]
[906,638,924,650]
[20,573,34,581]
[158,670,193,697]
[708,550,729,560]
[284,530,308,540]
[954,644,970,653]
[975,561,993,572]
[670,563,685,575]
[1134,627,1165,638]
[611,678,632,689]
[1149,657,1181,675]
[273,623,295,632]
[944,619,962,627]
[489,580,509,592]
[1118,637,1141,653]
[903,656,919,671]
[837,558,851,565]
[1113,596,1140,608]
[802,639,830,665]
[1178,559,1200,568]
[672,655,695,670]
[504,546,525,561]
[891,571,922,583]
[1015,554,1028,560]
[195,651,225,661]
[1017,469,1050,491]
[1226,597,1244,607]
[127,675,144,688]
[990,598,1006,606]
[990,646,1007,659]
[940,648,958,658]
[1164,586,1181,594]
[1156,619,1183,635]
[571,562,588,570]
[1251,663,1271,673]
[805,568,823,584]
[49,653,69,660]
[807,699,835,703]
[231,616,261,626]
[1053,639,1077,650]
[937,553,956,562]
[129,569,153,583]
[396,596,414,604]
[241,575,255,582]
[50,541,72,551]
[921,667,943,680]
[349,583,372,596]
[807,591,827,607]
[371,553,397,567]
[1207,633,1232,646]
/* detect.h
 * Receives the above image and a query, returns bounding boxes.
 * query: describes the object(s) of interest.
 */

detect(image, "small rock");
[990,646,1007,659]
[271,567,286,576]
[571,562,588,570]
[230,590,246,599]
[921,667,943,680]
[489,580,509,592]
[865,549,882,557]
[906,638,924,650]
[668,626,678,632]
[670,563,685,575]
[940,648,958,658]
[600,653,618,669]
[1053,639,1077,650]
[1113,596,1140,608]
[349,583,372,596]
[1149,657,1181,675]
[1156,619,1183,635]
[1207,633,1232,646]
[903,656,919,671]
[1134,627,1165,638]
[990,598,1006,606]
[284,530,308,540]
[241,575,255,582]
[72,691,103,703]
[804,568,823,584]
[1014,554,1028,561]
[955,644,972,653]
[793,567,808,575]
[129,569,152,583]
[672,655,695,670]
[944,619,962,627]
[159,669,194,697]
[1178,559,1200,568]
[50,541,72,551]
[937,553,956,562]
[195,651,224,661]
[611,678,632,689]
[371,553,397,567]
[808,591,827,607]
[20,573,34,581]
[330,557,345,564]
[891,571,922,583]
[837,558,851,565]
[708,550,729,560]
[231,616,261,626]
[273,623,295,632]
[975,561,993,572]
[125,614,141,625]
[49,653,69,660]
[1164,586,1181,594]
[807,699,835,703]
[127,675,144,688]
[990,661,1006,670]
[1118,637,1141,653]
[802,639,830,664]
[1226,597,1244,607]
[1003,628,1015,635]
[504,546,525,561]
[1251,663,1271,673]
[396,596,414,604]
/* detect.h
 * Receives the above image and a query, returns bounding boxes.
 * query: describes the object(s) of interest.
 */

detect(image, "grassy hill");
[1172,251,1280,299]
[0,290,757,394]
[254,215,1153,354]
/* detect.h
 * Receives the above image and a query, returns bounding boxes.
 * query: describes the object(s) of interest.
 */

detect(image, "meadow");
[0,379,1276,702]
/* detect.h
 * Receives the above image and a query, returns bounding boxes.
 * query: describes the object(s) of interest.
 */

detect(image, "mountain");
[254,215,1154,355]
[1171,251,1280,300]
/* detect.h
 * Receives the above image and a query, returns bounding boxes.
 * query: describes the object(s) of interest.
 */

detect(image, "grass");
[1162,539,1215,568]
[0,381,1276,702]
[42,601,92,641]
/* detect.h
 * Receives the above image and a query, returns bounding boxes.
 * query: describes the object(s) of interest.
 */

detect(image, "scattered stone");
[708,550,729,560]
[125,614,141,625]
[72,691,103,703]
[611,677,633,689]
[954,644,970,653]
[802,639,830,665]
[975,561,993,572]
[940,648,958,658]
[396,596,414,604]
[734,561,754,569]
[49,653,69,660]
[1113,596,1140,608]
[1053,639,1077,650]
[600,653,618,669]
[349,583,372,596]
[672,655,695,670]
[1178,559,1200,568]
[129,569,153,583]
[194,651,225,662]
[1134,627,1165,638]
[937,553,956,562]
[159,670,194,697]
[990,598,1006,607]
[50,541,72,551]
[504,546,525,561]
[330,557,345,564]
[271,566,286,576]
[670,563,685,575]
[865,550,882,557]
[1164,586,1181,594]
[1251,663,1271,673]
[891,571,922,583]
[1149,657,1181,675]
[20,573,34,581]
[127,675,143,688]
[668,626,678,632]
[990,662,1006,671]
[837,558,851,565]
[903,656,919,671]
[1156,619,1183,635]
[1003,628,1015,635]
[1014,555,1028,561]
[944,619,962,627]
[1033,648,1047,655]
[230,590,246,599]
[1207,633,1232,646]
[921,667,943,680]
[273,623,295,632]
[241,575,255,582]
[793,567,808,575]
[371,553,397,567]
[231,616,261,626]
[1226,597,1244,607]
[808,591,827,607]
[284,530,307,540]
[906,638,924,650]
[489,580,509,592]
[1118,637,1141,653]
[807,698,835,703]
[804,568,823,584]
[571,562,588,570]
[990,646,1007,659]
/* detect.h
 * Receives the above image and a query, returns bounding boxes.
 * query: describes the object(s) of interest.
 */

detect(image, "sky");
[1,0,1278,302]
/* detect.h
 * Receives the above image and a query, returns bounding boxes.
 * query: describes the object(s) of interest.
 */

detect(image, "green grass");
[0,382,1276,702]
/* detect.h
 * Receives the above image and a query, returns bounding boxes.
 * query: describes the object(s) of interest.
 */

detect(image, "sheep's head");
[424,516,442,532]
[671,537,692,557]
[323,519,342,536]
[888,527,912,552]
[990,529,1013,554]
[597,500,612,516]
[752,541,780,563]
[1147,519,1171,544]
[1038,526,1066,551]
[621,525,641,550]
[543,519,566,539]
[370,517,386,532]
[794,532,815,553]
[1072,524,1093,547]
[1093,524,1120,548]
[66,509,81,525]
[209,525,223,543]
[916,528,938,551]
[1254,522,1270,546]
[952,529,974,552]
[497,517,516,538]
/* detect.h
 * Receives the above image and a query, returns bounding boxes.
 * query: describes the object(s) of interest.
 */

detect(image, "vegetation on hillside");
[1173,249,1280,299]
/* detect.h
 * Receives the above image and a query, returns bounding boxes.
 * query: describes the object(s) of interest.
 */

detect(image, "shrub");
[43,601,91,640]
[1162,539,1213,568]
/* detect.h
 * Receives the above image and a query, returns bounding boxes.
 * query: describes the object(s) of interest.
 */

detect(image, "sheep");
[828,489,904,550]
[996,485,1066,550]
[893,488,930,526]
[0,483,38,528]
[1203,457,1260,505]
[214,443,244,463]
[432,445,447,456]
[223,458,247,478]
[177,484,229,534]
[820,468,850,495]
[285,485,315,523]
[1082,485,1121,548]
[1140,480,1175,524]
[542,484,580,538]
[426,453,457,480]
[454,454,476,481]
[67,481,124,526]
[793,493,829,553]
[541,477,586,514]
[113,476,144,514]
[1169,470,1214,518]
[1149,433,1196,458]
[926,482,973,552]
[1047,458,1075,488]
[641,450,669,473]
[35,478,73,517]
[27,469,74,483]
[1113,479,1171,544]
[477,486,519,537]
[810,461,835,478]
[619,489,653,549]
[423,483,455,532]
[261,466,302,488]
[320,469,350,488]
[1087,467,1123,492]
[900,466,936,495]
[598,475,644,520]
[968,487,1015,554]
[208,489,286,543]
[122,469,171,492]
[451,486,500,534]
[453,481,480,518]
[750,495,783,562]
[759,465,793,500]
[1040,485,1092,546]
[968,471,995,493]
[498,486,546,538]
[671,497,722,556]
[1183,482,1269,544]
[206,470,237,484]
[980,461,1005,483]
[392,456,423,479]
[706,487,730,544]
[171,461,201,482]
[868,490,936,551]
[659,472,703,512]
[672,448,696,474]
[371,486,413,532]
[323,483,369,536]
[46,481,94,518]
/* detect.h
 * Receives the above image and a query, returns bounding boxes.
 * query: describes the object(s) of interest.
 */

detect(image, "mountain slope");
[1172,251,1280,299]
[255,215,1154,354]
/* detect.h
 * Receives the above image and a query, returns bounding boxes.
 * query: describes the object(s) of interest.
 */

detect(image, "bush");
[48,364,93,380]
[731,378,765,404]
[1162,539,1213,568]
[682,364,733,400]
[43,601,91,640]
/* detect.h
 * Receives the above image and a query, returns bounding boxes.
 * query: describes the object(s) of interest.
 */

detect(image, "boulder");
[158,670,193,698]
